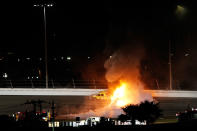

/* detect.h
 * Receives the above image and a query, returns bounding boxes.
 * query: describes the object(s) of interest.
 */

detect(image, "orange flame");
[110,82,130,107]
[110,80,153,108]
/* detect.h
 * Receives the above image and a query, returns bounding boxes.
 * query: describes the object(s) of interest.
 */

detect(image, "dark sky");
[1,0,196,57]
[1,0,197,89]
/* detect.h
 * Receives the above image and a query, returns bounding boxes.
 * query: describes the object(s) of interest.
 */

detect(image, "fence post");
[9,80,13,88]
[72,79,75,88]
[31,79,34,88]
[52,79,55,88]
[93,79,96,89]
[155,79,160,90]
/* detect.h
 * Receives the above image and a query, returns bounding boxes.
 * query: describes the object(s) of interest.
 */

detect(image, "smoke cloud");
[104,44,153,104]
[63,44,153,120]
[104,44,144,82]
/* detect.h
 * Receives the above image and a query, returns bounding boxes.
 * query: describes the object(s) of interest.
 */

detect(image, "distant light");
[67,56,71,60]
[27,76,30,79]
[47,4,53,7]
[54,58,57,61]
[61,56,64,60]
[42,117,47,121]
[177,5,185,12]
[176,5,187,18]
[0,57,4,61]
[185,53,189,56]
[3,73,8,78]
[8,52,14,55]
[33,4,39,7]
[32,76,34,79]
[88,56,90,59]
[36,76,39,79]
[26,58,30,60]
[33,3,53,7]
[17,58,20,62]
[110,56,112,58]
[39,58,42,61]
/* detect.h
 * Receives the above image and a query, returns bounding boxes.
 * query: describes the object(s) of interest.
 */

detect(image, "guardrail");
[0,79,108,89]
[0,80,189,90]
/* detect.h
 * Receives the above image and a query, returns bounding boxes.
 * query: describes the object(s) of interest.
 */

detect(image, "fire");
[110,80,153,108]
[110,82,131,107]
[111,83,126,107]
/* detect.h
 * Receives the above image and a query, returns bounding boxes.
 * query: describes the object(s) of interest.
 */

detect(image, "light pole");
[175,5,187,19]
[168,4,187,90]
[169,40,172,90]
[33,3,53,88]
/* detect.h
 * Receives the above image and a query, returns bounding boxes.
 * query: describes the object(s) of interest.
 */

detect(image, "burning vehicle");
[92,80,153,108]
[92,91,108,100]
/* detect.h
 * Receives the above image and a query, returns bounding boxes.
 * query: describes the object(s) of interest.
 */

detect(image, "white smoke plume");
[63,44,152,119]
[104,44,153,104]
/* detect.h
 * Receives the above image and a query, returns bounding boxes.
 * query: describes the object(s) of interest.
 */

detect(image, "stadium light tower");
[33,3,53,88]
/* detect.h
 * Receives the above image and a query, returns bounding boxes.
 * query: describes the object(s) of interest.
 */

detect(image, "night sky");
[2,0,196,55]
[1,0,197,89]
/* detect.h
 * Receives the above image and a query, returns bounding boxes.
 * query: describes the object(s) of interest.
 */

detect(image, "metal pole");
[169,40,172,90]
[93,79,96,89]
[44,6,48,88]
[31,79,34,88]
[72,79,75,88]
[155,79,160,89]
[9,80,13,88]
[52,79,55,88]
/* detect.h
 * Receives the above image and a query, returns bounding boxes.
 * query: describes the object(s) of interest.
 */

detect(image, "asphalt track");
[0,95,197,120]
